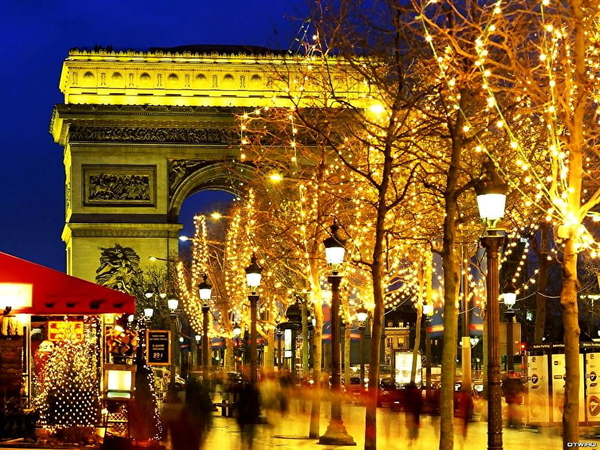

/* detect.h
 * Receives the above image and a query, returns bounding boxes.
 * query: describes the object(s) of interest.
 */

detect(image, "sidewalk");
[200,401,598,450]
[1,401,598,450]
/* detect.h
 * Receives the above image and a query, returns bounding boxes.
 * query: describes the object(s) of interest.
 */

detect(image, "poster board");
[146,330,171,366]
[586,353,600,423]
[527,354,549,424]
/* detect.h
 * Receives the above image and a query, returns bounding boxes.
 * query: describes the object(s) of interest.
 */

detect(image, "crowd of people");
[158,369,526,450]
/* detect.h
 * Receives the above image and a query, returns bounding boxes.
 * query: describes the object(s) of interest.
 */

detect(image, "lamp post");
[276,329,283,369]
[319,223,355,446]
[195,334,201,370]
[422,302,434,404]
[198,274,212,381]
[357,306,369,393]
[503,283,517,373]
[475,159,508,450]
[166,297,180,402]
[245,255,263,384]
[233,323,242,373]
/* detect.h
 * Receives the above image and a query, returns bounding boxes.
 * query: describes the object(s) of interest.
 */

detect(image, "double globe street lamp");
[475,159,508,450]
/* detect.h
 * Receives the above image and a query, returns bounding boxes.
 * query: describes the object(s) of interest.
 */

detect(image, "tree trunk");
[309,310,322,438]
[438,89,466,450]
[344,322,351,388]
[533,223,550,344]
[264,330,275,371]
[225,339,235,372]
[439,225,459,450]
[561,236,580,447]
[309,264,323,438]
[302,301,309,376]
[561,1,585,446]
[411,306,423,385]
[365,271,384,450]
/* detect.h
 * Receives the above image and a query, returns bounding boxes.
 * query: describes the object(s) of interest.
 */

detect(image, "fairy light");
[34,320,101,432]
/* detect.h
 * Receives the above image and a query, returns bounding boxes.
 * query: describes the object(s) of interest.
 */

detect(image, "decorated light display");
[35,338,101,432]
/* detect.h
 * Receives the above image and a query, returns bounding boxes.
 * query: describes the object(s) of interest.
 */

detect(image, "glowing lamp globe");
[422,303,434,317]
[503,281,517,308]
[356,306,369,324]
[245,255,263,289]
[198,274,212,301]
[167,298,179,313]
[323,223,346,268]
[475,160,508,226]
[233,323,241,338]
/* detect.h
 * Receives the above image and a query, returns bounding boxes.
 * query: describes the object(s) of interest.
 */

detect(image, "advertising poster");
[586,353,600,423]
[527,354,549,424]
[48,321,84,341]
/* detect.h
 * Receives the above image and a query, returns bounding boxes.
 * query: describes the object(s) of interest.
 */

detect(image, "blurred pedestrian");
[404,382,423,445]
[278,370,293,416]
[501,371,524,428]
[455,388,474,438]
[235,379,261,450]
[258,371,280,426]
[170,377,213,450]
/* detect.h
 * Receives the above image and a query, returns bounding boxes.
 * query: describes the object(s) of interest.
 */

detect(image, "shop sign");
[146,330,170,366]
[48,321,84,341]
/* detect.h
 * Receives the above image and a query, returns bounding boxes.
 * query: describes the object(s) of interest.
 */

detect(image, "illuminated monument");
[50,45,366,280]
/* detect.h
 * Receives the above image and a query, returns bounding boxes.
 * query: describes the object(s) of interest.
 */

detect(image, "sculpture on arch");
[95,244,142,294]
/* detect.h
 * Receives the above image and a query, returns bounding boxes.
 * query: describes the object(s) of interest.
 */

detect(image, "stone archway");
[50,45,365,281]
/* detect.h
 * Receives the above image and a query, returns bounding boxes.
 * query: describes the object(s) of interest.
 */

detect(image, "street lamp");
[166,297,179,403]
[356,306,369,392]
[245,255,262,384]
[198,274,212,381]
[475,159,508,450]
[319,223,355,446]
[503,281,517,373]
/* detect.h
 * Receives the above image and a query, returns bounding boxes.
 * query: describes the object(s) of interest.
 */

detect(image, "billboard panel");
[586,353,600,423]
[527,354,549,424]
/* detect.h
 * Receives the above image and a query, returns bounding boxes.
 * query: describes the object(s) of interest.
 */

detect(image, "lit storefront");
[0,251,135,439]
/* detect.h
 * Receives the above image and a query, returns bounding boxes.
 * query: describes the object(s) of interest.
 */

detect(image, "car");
[377,378,405,408]
[345,376,364,398]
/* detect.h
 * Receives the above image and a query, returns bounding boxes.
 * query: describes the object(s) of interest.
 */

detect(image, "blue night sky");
[0,0,307,271]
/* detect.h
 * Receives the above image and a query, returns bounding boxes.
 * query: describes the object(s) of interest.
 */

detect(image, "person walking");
[235,379,261,450]
[170,377,214,450]
[404,382,423,445]
[455,388,474,438]
[501,371,525,428]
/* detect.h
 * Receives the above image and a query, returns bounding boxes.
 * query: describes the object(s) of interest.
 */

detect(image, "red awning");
[0,252,135,315]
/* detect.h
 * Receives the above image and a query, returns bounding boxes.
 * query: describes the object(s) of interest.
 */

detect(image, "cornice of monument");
[66,44,295,62]
[54,104,244,117]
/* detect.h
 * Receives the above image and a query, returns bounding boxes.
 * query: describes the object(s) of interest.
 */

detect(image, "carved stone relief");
[169,160,207,194]
[65,182,71,213]
[83,165,155,206]
[69,126,239,144]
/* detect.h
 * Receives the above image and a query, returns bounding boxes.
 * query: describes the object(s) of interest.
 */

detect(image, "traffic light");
[520,342,527,353]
